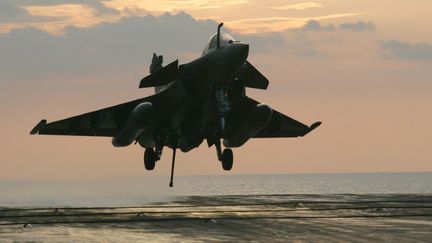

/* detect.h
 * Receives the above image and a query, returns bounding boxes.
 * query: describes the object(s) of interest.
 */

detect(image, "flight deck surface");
[1,194,432,242]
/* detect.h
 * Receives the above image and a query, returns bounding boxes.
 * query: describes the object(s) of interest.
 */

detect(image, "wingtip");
[310,121,321,131]
[301,121,321,137]
[30,119,47,135]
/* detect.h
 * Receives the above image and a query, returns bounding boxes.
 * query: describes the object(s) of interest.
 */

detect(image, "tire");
[144,148,156,170]
[222,149,233,171]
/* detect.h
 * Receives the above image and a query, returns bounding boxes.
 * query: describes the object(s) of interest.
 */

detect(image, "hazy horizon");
[2,170,432,182]
[2,173,432,207]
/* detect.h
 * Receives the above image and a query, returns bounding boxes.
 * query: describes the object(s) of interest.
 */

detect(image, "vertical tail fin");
[150,53,163,74]
[150,53,163,93]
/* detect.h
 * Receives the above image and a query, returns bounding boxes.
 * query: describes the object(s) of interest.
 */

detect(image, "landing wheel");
[221,149,233,171]
[144,148,156,170]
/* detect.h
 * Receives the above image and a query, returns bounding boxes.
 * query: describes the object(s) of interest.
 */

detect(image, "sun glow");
[226,13,357,34]
[102,0,248,13]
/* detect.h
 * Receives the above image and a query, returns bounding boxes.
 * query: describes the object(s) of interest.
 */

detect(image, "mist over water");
[1,173,431,207]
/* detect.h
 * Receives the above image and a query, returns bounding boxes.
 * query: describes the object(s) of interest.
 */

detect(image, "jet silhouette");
[30,23,321,187]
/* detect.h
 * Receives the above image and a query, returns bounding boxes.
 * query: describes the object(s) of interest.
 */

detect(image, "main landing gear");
[143,137,232,188]
[144,148,157,170]
[143,135,165,170]
[214,139,233,171]
[144,147,177,188]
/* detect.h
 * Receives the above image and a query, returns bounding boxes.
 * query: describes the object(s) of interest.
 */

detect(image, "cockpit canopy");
[202,32,235,55]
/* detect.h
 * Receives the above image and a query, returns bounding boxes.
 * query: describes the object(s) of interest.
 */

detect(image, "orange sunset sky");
[1,0,431,180]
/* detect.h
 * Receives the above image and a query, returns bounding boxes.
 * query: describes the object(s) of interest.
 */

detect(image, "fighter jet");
[30,23,321,186]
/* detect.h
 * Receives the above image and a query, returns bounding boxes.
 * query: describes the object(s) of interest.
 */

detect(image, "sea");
[1,173,431,207]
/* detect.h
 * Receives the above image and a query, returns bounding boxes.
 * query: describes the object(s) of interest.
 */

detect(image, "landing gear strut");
[215,139,233,171]
[143,136,165,171]
[213,86,233,171]
[144,146,178,187]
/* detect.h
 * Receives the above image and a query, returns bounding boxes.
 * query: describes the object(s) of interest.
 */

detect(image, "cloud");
[0,1,27,21]
[269,2,323,10]
[0,13,200,78]
[293,20,378,33]
[0,1,118,34]
[0,0,62,24]
[1,0,249,34]
[14,0,118,15]
[340,21,375,31]
[103,0,248,12]
[0,12,286,83]
[294,20,335,32]
[1,1,356,36]
[379,40,432,61]
[287,35,320,58]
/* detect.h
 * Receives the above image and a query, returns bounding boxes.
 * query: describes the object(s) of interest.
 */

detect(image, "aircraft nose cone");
[227,42,249,68]
[215,42,250,74]
[236,42,249,61]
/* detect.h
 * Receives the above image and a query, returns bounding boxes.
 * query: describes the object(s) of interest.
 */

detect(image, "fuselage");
[136,32,251,152]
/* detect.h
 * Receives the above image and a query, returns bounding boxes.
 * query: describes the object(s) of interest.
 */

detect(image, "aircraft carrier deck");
[1,194,432,242]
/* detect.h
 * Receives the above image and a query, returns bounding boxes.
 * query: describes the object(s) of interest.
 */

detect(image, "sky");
[1,0,432,180]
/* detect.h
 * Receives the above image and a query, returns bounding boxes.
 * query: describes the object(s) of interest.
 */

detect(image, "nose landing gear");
[213,87,233,171]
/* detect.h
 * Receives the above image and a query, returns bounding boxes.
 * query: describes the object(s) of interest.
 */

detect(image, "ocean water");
[1,173,431,207]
